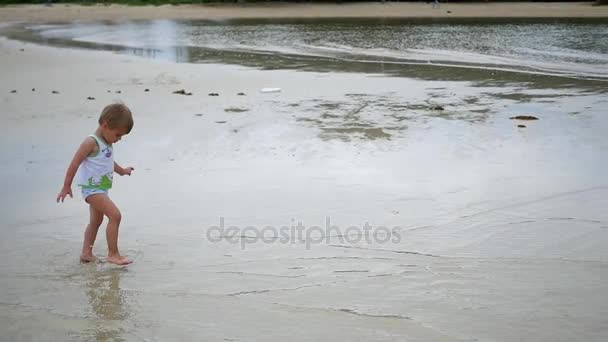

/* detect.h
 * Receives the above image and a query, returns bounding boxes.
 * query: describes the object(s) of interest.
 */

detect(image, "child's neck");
[94,127,111,146]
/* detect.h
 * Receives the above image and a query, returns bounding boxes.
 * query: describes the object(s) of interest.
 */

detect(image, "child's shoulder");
[79,135,100,156]
[82,135,98,146]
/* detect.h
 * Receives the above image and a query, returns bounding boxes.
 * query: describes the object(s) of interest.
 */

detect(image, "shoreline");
[1,3,608,22]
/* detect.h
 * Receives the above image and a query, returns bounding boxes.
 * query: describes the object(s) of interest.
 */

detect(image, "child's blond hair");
[99,103,134,133]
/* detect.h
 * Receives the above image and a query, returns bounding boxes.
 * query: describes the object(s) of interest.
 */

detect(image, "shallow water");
[8,18,608,83]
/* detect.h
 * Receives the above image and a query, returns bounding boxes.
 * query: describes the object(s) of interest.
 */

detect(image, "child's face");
[101,123,129,144]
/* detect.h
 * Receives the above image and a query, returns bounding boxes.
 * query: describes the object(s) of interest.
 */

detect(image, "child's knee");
[108,210,122,223]
[90,218,103,229]
[90,215,103,227]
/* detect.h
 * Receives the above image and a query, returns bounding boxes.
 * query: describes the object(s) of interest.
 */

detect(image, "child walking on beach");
[57,103,135,265]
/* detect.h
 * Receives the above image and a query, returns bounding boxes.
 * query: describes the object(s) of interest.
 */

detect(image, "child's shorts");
[81,187,109,201]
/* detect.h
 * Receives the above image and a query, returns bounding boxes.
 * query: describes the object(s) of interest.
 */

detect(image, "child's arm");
[114,162,134,176]
[56,138,96,203]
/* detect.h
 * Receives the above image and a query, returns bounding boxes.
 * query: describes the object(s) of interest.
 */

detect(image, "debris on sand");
[224,107,249,113]
[10,90,16,93]
[215,121,227,124]
[173,89,193,96]
[51,90,59,94]
[194,113,203,117]
[115,90,122,94]
[518,124,527,128]
[208,92,219,96]
[87,96,95,100]
[237,92,246,96]
[510,115,539,120]
[430,105,444,111]
[144,89,150,92]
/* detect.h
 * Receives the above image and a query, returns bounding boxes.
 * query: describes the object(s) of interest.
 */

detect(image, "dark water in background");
[4,18,608,89]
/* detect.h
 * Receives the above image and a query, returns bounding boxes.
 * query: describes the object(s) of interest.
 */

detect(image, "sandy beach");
[1,3,608,342]
[0,2,608,22]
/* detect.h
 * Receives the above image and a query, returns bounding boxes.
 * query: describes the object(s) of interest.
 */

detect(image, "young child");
[57,103,135,265]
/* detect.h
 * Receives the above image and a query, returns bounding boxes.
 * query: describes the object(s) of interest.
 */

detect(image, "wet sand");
[0,2,608,22]
[1,15,608,342]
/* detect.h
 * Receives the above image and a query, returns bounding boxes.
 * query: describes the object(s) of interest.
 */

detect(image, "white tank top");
[77,134,114,190]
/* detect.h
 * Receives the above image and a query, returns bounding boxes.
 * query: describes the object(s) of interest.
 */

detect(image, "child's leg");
[80,205,104,262]
[86,193,132,265]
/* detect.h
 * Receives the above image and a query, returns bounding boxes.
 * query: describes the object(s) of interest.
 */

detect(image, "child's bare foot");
[107,255,133,265]
[80,254,98,263]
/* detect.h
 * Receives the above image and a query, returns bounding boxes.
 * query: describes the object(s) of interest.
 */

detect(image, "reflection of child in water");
[86,268,128,340]
[57,103,135,265]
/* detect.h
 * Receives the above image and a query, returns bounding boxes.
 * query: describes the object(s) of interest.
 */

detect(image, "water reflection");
[289,92,496,141]
[84,267,129,341]
[142,20,190,62]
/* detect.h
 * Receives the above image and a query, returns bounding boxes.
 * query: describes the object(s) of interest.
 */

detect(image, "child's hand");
[120,167,134,176]
[56,186,73,203]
